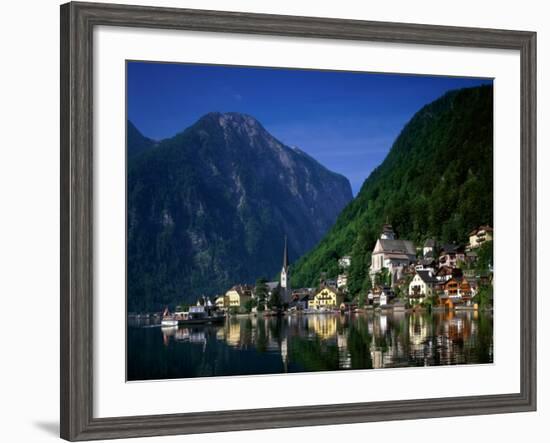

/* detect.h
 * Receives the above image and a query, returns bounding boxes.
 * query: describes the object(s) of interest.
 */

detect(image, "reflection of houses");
[309,285,344,310]
[310,315,338,339]
[408,270,437,304]
[225,320,242,347]
[370,223,416,285]
[438,244,465,268]
[409,314,430,346]
[225,284,253,308]
[468,225,493,250]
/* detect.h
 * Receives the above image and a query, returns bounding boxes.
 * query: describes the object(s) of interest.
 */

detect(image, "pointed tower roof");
[282,235,289,271]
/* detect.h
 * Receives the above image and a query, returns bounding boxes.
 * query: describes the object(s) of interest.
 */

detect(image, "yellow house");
[309,285,344,310]
[214,295,226,309]
[225,284,253,308]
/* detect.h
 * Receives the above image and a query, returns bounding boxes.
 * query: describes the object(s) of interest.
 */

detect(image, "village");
[191,223,494,316]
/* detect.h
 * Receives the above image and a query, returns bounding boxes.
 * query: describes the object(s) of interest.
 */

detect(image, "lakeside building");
[225,284,253,308]
[369,223,416,285]
[289,288,314,310]
[408,269,438,304]
[367,286,395,306]
[214,295,226,309]
[309,284,344,310]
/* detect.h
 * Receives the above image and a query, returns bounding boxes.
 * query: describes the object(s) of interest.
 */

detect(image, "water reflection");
[127,311,493,381]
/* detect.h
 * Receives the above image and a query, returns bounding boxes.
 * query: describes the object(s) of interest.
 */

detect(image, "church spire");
[282,235,289,271]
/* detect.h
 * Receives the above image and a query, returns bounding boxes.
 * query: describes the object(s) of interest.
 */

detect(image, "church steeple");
[282,235,289,272]
[380,221,396,240]
[280,235,290,301]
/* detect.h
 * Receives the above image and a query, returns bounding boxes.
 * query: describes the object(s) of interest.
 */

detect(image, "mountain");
[291,85,493,293]
[127,112,353,311]
[127,120,155,157]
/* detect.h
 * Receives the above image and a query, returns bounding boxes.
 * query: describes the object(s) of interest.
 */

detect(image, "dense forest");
[291,85,493,294]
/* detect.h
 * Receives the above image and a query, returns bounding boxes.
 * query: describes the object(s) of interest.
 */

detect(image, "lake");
[127,310,493,381]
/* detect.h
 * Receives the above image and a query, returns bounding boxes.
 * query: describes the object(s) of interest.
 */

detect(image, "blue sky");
[127,61,492,195]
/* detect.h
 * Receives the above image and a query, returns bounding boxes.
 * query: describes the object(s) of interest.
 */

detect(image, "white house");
[408,269,438,304]
[338,255,352,269]
[468,225,493,250]
[337,273,348,289]
[423,239,436,258]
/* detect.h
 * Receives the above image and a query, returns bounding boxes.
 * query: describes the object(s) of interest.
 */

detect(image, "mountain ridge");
[291,85,493,292]
[127,112,353,311]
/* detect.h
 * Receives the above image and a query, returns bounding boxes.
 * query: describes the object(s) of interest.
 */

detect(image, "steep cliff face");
[127,120,155,157]
[127,112,352,311]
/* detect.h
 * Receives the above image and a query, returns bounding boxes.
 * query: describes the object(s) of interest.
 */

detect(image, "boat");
[161,317,179,327]
[161,304,226,326]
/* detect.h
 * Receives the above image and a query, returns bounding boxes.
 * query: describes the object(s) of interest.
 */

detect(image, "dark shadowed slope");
[127,112,352,311]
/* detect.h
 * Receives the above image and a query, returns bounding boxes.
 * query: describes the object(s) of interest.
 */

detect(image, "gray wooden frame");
[60,1,537,441]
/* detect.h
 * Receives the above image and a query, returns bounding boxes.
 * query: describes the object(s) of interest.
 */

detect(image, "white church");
[369,223,416,286]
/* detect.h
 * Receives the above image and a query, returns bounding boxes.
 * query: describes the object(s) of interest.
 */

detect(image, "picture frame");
[60,1,537,441]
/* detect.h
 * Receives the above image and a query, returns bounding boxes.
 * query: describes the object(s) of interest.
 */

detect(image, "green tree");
[268,284,282,310]
[474,284,493,309]
[374,268,390,287]
[292,86,493,289]
[255,277,268,311]
[476,240,493,274]
[244,298,256,313]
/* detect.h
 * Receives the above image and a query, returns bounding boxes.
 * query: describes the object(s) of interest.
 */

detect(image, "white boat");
[161,317,178,327]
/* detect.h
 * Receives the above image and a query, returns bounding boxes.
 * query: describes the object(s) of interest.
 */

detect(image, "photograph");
[126,61,494,381]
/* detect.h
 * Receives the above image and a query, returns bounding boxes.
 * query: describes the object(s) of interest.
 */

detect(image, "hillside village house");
[408,269,438,303]
[370,223,416,285]
[440,277,472,299]
[309,285,344,310]
[338,255,352,269]
[337,254,352,290]
[423,239,436,258]
[337,273,348,289]
[435,265,463,282]
[225,284,253,308]
[468,225,493,250]
[438,244,466,268]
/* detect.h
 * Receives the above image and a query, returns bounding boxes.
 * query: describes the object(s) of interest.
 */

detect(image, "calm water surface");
[127,311,493,381]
